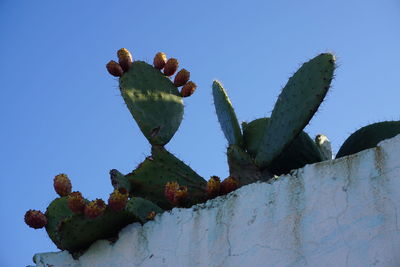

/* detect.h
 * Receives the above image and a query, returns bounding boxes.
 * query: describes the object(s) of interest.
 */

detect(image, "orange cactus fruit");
[108,188,129,212]
[153,52,167,70]
[173,186,188,206]
[67,191,86,214]
[163,58,179,76]
[146,211,156,221]
[106,60,124,77]
[165,181,179,203]
[53,173,72,197]
[84,199,106,219]
[220,176,240,195]
[173,69,190,87]
[24,210,47,229]
[180,81,197,97]
[117,48,133,72]
[206,176,221,199]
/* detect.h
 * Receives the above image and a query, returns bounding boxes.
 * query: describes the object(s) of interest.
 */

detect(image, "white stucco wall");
[31,135,400,267]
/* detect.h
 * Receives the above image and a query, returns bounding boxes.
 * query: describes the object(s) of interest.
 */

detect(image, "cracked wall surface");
[31,135,400,267]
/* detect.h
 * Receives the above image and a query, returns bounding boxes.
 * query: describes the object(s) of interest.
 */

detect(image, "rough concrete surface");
[31,135,400,267]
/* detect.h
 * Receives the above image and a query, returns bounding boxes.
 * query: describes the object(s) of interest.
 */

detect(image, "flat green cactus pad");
[255,53,335,169]
[336,121,400,158]
[114,146,207,210]
[119,61,184,145]
[45,196,162,253]
[212,80,243,147]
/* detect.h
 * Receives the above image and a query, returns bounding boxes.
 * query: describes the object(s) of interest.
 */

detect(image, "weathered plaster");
[31,135,400,267]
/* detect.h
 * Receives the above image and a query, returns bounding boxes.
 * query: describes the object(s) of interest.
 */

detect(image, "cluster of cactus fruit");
[25,48,400,254]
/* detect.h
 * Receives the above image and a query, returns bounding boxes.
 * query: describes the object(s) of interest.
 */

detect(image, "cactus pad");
[336,121,400,158]
[243,117,324,175]
[212,80,243,147]
[119,61,184,145]
[255,53,335,169]
[45,196,162,253]
[111,146,207,210]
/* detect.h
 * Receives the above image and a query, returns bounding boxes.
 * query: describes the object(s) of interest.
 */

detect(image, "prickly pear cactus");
[336,121,400,158]
[119,61,184,145]
[212,80,244,147]
[106,49,206,208]
[255,53,335,168]
[213,53,336,183]
[25,174,163,254]
[111,146,207,210]
[243,118,324,175]
[27,47,399,258]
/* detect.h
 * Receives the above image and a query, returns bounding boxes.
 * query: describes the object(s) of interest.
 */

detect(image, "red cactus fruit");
[24,210,47,229]
[173,186,188,206]
[106,60,124,77]
[53,174,72,197]
[153,52,167,70]
[180,81,197,97]
[108,188,129,212]
[173,69,190,87]
[67,191,86,214]
[84,199,106,219]
[117,48,133,72]
[146,211,156,221]
[220,176,240,195]
[206,176,221,199]
[163,58,179,76]
[165,181,179,204]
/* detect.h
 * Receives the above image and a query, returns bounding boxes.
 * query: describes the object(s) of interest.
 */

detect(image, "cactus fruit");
[153,52,167,70]
[174,69,190,87]
[206,176,221,199]
[171,184,189,207]
[117,48,133,72]
[53,174,72,197]
[67,191,86,214]
[84,199,106,219]
[108,188,129,212]
[220,177,240,195]
[336,121,400,158]
[106,60,123,77]
[111,49,192,146]
[164,181,179,204]
[24,210,47,229]
[181,81,197,97]
[163,58,179,76]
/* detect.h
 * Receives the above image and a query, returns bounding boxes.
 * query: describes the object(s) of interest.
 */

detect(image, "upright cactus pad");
[119,61,184,145]
[255,53,335,169]
[111,146,207,210]
[106,49,197,146]
[212,80,243,147]
[336,121,400,158]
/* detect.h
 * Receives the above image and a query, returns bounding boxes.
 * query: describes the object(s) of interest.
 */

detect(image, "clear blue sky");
[1,1,399,266]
